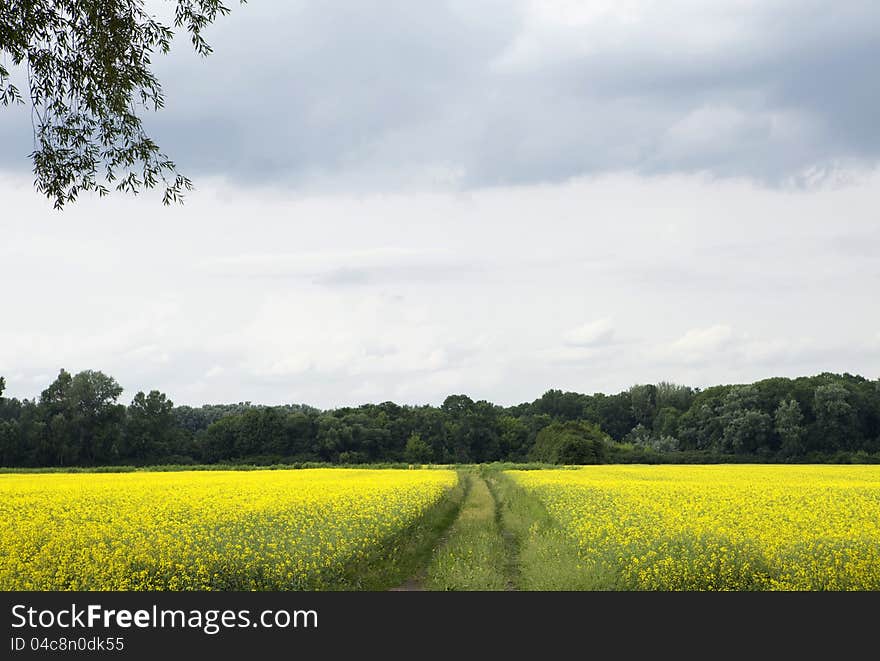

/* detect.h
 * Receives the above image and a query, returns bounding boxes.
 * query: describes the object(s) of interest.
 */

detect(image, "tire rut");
[486,475,519,591]
[391,471,521,591]
[389,472,470,591]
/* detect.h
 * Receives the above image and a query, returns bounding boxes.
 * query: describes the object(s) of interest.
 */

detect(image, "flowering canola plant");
[0,468,456,590]
[509,465,880,590]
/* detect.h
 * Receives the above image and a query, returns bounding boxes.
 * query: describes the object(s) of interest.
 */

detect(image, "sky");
[1,0,879,408]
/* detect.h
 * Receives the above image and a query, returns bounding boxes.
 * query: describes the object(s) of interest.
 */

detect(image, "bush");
[530,421,610,464]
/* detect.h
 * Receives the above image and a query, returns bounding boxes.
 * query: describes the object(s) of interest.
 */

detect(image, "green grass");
[425,470,511,590]
[421,467,610,590]
[489,471,611,590]
[334,470,467,590]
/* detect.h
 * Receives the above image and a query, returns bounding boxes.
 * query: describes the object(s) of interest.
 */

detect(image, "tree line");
[1,370,879,468]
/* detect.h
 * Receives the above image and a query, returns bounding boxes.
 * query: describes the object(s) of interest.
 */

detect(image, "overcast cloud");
[1,2,878,407]
[2,1,880,186]
[1,170,878,406]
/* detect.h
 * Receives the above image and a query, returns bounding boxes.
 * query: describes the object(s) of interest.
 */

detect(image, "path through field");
[486,476,518,591]
[393,471,521,591]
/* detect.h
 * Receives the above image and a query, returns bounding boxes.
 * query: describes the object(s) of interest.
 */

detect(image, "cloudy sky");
[1,0,879,407]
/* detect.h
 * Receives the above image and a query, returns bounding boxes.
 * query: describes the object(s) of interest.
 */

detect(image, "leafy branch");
[0,1,244,209]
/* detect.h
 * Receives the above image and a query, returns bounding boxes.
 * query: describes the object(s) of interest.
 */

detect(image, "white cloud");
[495,0,758,71]
[0,170,878,406]
[668,325,736,362]
[563,318,615,347]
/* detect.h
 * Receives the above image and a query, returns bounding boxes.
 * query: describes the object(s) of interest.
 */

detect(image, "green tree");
[404,432,432,464]
[533,389,588,420]
[283,410,320,460]
[497,415,530,461]
[44,412,77,465]
[624,423,680,453]
[774,399,805,457]
[722,409,771,454]
[629,384,658,427]
[677,388,726,451]
[38,369,124,464]
[441,395,502,462]
[36,369,78,464]
[199,414,240,462]
[0,420,20,466]
[813,383,858,451]
[314,415,352,462]
[584,392,636,441]
[719,386,772,454]
[440,394,473,415]
[0,377,27,466]
[655,381,695,411]
[0,0,244,208]
[234,408,284,458]
[124,390,176,462]
[410,406,450,462]
[70,370,125,463]
[653,406,681,438]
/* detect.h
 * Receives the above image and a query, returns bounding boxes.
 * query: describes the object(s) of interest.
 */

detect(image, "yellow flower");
[509,465,880,591]
[0,468,456,591]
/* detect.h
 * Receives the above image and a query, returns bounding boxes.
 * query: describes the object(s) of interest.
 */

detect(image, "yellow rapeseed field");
[509,465,880,590]
[0,468,456,591]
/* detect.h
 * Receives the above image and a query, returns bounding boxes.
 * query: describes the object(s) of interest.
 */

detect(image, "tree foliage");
[813,383,858,451]
[125,390,176,461]
[404,432,432,464]
[530,421,609,464]
[0,0,243,208]
[0,371,879,467]
[775,399,805,457]
[719,386,772,454]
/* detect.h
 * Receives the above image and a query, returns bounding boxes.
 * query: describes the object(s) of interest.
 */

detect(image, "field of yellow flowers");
[509,465,880,590]
[0,468,456,590]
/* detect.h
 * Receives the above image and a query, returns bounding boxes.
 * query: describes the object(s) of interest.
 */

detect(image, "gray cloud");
[4,1,878,188]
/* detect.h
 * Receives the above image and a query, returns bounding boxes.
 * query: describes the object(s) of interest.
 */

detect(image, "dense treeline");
[1,370,879,467]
